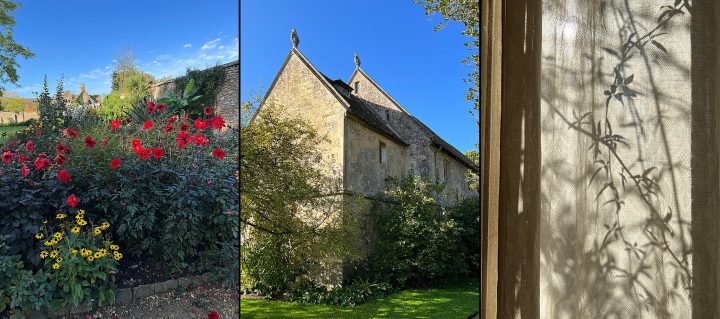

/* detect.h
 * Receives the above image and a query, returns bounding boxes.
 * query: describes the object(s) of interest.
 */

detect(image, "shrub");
[0,239,54,319]
[370,175,469,288]
[36,205,121,307]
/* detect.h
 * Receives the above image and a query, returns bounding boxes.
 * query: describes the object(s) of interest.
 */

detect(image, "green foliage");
[286,278,394,307]
[464,150,478,190]
[369,175,471,288]
[0,240,54,319]
[240,98,361,297]
[171,64,226,115]
[36,75,67,132]
[96,92,127,120]
[0,0,35,112]
[38,209,120,308]
[0,97,36,112]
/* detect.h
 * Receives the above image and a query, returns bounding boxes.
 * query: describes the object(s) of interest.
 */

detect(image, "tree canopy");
[0,0,34,111]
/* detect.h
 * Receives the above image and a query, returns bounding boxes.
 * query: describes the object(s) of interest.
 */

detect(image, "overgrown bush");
[369,175,473,288]
[0,239,54,319]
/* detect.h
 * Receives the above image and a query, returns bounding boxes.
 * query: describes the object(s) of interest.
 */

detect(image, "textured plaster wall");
[344,117,408,196]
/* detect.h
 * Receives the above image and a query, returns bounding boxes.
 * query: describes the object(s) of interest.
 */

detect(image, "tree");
[36,75,51,125]
[240,95,361,292]
[0,0,34,111]
[413,0,479,123]
[464,150,479,190]
[111,47,137,91]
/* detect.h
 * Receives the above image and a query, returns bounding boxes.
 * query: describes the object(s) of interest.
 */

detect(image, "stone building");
[260,44,479,208]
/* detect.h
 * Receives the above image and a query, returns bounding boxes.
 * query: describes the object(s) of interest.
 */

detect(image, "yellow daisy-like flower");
[56,213,66,220]
[71,248,78,254]
[100,222,110,230]
[53,232,63,239]
[113,252,123,261]
[93,228,101,236]
[71,227,80,233]
[110,244,119,251]
[43,240,52,247]
[35,233,44,239]
[40,251,48,259]
[80,249,90,257]
[77,220,87,226]
[93,252,102,259]
[98,248,107,255]
[49,250,58,258]
[52,263,60,269]
[87,256,95,262]
[56,257,64,262]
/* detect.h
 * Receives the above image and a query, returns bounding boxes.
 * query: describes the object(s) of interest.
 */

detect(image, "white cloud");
[201,38,221,50]
[183,43,192,48]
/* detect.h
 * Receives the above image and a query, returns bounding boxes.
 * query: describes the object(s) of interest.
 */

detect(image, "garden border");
[29,273,215,318]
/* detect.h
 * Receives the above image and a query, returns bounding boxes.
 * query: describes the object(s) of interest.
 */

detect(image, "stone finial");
[291,28,299,49]
[354,52,361,68]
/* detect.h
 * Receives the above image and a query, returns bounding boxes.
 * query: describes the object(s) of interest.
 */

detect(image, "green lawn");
[240,277,479,319]
[0,125,27,143]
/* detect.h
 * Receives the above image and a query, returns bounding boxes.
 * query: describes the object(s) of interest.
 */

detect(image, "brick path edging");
[29,273,214,318]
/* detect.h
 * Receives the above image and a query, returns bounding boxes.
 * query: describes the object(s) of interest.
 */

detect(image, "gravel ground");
[60,283,239,319]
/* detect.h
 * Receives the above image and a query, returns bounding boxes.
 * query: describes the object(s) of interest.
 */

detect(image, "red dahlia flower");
[55,154,66,166]
[1,151,12,164]
[179,123,190,131]
[183,114,189,120]
[204,106,214,115]
[192,134,208,146]
[138,148,151,160]
[110,157,122,169]
[146,102,155,113]
[211,115,226,129]
[20,163,29,177]
[177,132,191,149]
[67,194,79,208]
[56,144,69,153]
[162,124,174,133]
[167,116,178,124]
[25,141,34,152]
[194,119,207,130]
[34,157,51,171]
[65,128,77,138]
[152,147,164,159]
[57,169,71,183]
[156,104,166,112]
[84,136,96,148]
[131,139,143,152]
[101,136,107,146]
[213,148,226,159]
[17,155,29,162]
[143,120,154,130]
[207,311,219,319]
[111,119,122,129]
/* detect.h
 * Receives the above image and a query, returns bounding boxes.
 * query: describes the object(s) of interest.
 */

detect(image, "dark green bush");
[0,239,54,319]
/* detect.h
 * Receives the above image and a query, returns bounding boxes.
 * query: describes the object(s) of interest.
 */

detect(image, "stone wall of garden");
[0,111,37,124]
[149,60,239,129]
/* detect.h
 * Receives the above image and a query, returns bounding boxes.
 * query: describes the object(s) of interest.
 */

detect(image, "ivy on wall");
[173,63,227,115]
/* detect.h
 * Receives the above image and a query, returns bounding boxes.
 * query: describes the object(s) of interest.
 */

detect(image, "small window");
[379,142,387,163]
[355,81,360,93]
[443,159,450,181]
[385,109,390,121]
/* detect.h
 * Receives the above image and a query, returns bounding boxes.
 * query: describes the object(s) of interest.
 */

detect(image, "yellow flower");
[93,228,101,236]
[49,250,58,258]
[56,257,64,262]
[101,222,110,230]
[52,263,60,269]
[35,233,44,239]
[110,244,119,251]
[98,248,107,255]
[71,227,80,233]
[71,248,78,254]
[42,219,48,224]
[56,213,66,220]
[53,232,63,239]
[113,252,123,261]
[80,249,90,257]
[93,252,102,259]
[77,220,87,226]
[87,256,95,262]
[40,251,48,259]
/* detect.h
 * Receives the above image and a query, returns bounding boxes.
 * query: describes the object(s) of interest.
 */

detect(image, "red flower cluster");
[111,119,122,130]
[67,194,79,207]
[85,136,96,148]
[110,157,122,169]
[57,169,71,183]
[146,101,167,113]
[34,154,51,171]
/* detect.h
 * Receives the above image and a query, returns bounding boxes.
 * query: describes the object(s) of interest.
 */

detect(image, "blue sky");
[241,0,478,153]
[10,1,238,98]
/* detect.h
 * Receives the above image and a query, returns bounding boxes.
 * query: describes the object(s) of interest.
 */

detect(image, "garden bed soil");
[59,282,238,319]
[115,256,202,289]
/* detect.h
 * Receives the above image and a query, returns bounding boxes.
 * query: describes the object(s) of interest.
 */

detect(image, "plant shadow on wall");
[538,0,695,317]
